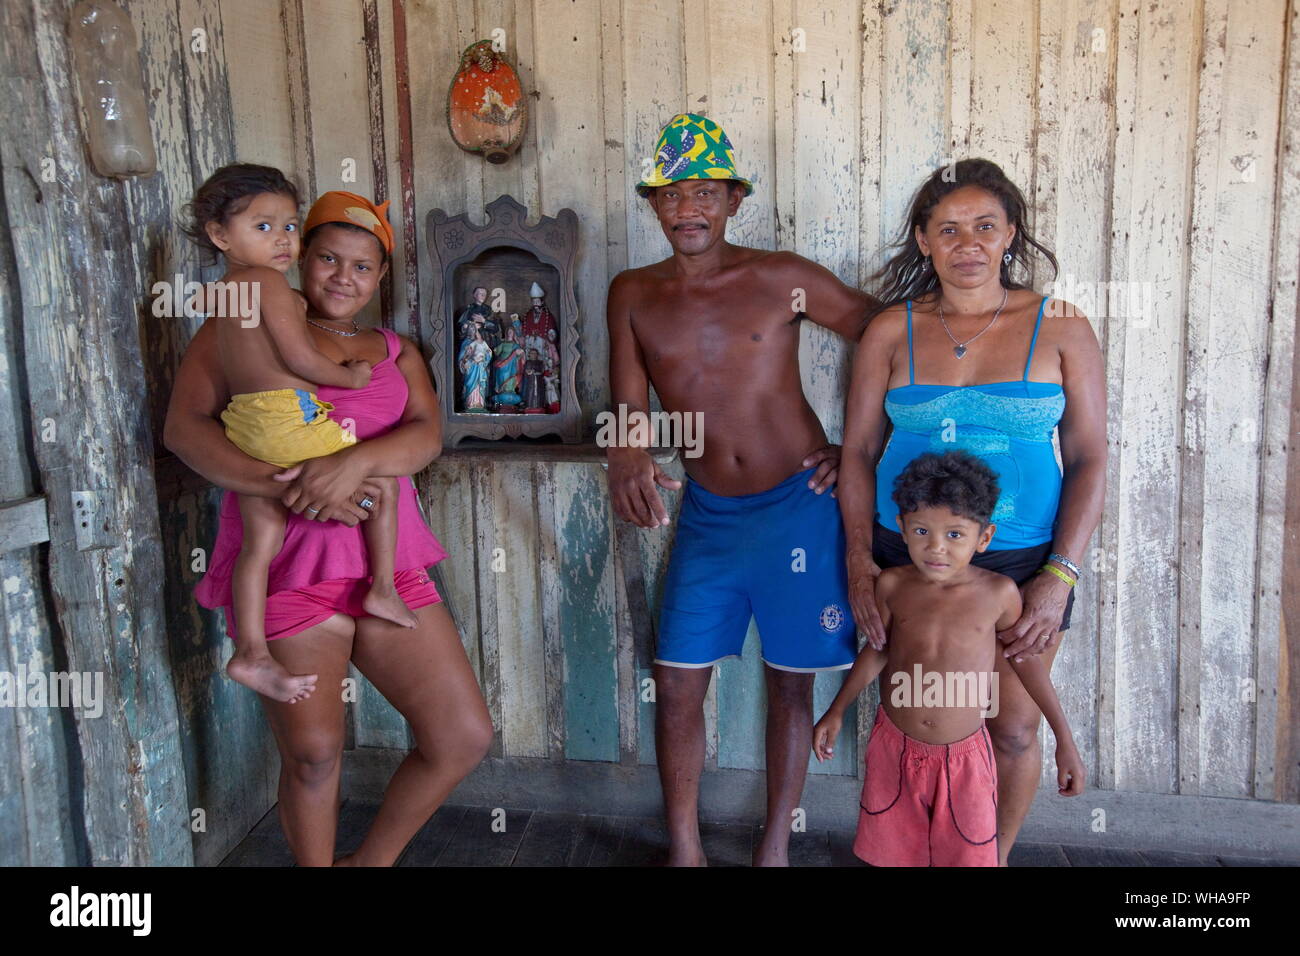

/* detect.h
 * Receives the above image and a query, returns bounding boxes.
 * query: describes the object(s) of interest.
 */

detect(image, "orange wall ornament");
[446,40,527,164]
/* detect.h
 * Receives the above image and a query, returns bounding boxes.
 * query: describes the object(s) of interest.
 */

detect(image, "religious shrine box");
[426,195,581,446]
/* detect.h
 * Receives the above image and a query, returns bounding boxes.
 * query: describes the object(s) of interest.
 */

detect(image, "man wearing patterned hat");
[606,112,877,866]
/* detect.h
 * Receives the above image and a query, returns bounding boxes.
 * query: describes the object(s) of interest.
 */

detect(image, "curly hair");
[892,451,1001,527]
[867,157,1058,318]
[181,163,300,261]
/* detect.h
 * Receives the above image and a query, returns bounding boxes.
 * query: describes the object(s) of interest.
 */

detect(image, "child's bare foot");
[362,585,419,629]
[227,652,318,703]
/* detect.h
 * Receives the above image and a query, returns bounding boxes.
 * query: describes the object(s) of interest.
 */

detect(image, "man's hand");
[802,444,841,495]
[996,572,1070,660]
[847,549,887,649]
[608,447,682,528]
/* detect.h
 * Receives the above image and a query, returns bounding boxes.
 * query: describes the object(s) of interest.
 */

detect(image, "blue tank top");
[874,295,1065,550]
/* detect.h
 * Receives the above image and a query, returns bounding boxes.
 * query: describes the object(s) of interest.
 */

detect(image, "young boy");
[813,450,1084,866]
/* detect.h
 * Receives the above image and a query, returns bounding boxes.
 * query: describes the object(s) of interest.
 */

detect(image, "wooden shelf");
[439,440,676,465]
[153,443,677,500]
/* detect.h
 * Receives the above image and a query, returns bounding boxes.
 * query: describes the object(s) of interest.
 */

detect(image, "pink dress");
[194,327,448,639]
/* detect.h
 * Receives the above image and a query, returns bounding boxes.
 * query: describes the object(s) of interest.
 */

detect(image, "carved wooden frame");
[425,194,582,445]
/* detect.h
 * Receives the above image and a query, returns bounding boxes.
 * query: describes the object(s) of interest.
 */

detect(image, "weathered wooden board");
[703,0,775,251]
[2,0,193,865]
[493,461,547,756]
[301,0,381,328]
[220,0,296,172]
[533,461,565,758]
[128,0,279,861]
[555,462,619,761]
[0,178,77,866]
[470,461,504,756]
[1267,0,1300,804]
[419,460,482,674]
[533,0,612,418]
[619,0,684,271]
[716,622,766,771]
[1188,0,1285,799]
[636,456,684,765]
[1109,0,1197,794]
[1032,0,1115,790]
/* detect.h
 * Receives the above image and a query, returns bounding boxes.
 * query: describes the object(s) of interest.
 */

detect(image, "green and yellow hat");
[636,113,753,197]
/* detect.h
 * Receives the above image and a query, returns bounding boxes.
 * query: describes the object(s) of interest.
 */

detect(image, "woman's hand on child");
[1055,742,1086,796]
[847,551,887,649]
[812,712,842,763]
[997,573,1069,659]
[344,358,373,389]
[279,451,379,525]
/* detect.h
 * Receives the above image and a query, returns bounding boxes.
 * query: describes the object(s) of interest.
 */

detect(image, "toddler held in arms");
[183,165,416,704]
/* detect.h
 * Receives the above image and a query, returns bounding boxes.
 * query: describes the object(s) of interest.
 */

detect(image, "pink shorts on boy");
[854,704,998,867]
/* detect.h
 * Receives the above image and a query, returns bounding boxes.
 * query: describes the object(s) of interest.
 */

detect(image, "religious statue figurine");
[522,348,546,413]
[520,281,559,410]
[491,322,524,410]
[543,338,561,414]
[458,286,500,349]
[457,325,492,412]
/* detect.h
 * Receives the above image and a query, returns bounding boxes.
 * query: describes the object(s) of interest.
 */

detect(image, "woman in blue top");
[838,158,1107,865]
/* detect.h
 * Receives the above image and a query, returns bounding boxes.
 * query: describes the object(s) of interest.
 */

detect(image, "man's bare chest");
[633,298,800,370]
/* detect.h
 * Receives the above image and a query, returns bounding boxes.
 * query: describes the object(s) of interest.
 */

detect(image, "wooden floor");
[220,800,1296,867]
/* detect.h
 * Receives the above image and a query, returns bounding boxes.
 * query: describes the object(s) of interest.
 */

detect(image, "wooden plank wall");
[5,0,1295,873]
[1,0,199,864]
[376,0,1299,803]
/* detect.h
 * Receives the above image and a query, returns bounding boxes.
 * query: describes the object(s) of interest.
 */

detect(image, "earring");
[922,255,930,271]
[1002,251,1012,265]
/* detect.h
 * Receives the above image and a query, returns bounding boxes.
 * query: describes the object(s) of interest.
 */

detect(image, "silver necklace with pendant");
[307,317,361,337]
[937,287,1008,359]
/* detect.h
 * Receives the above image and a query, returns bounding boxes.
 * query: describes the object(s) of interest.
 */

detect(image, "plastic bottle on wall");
[67,0,156,178]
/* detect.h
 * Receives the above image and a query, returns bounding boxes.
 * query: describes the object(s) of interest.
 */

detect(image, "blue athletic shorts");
[656,467,857,672]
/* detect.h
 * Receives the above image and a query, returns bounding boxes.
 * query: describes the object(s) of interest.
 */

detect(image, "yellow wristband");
[1038,563,1076,588]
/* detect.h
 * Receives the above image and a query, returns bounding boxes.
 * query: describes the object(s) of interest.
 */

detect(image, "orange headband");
[303,190,394,255]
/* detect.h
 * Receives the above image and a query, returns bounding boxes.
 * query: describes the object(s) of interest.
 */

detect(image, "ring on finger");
[359,496,375,511]
[306,506,321,515]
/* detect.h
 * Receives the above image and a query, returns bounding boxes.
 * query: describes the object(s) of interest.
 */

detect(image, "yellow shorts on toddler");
[221,387,352,469]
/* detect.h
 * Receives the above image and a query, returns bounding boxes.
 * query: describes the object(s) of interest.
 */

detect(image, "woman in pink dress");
[164,190,492,866]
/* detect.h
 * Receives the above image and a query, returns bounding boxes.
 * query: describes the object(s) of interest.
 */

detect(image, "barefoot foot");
[363,585,419,628]
[227,652,318,703]
[664,840,708,867]
[753,830,791,867]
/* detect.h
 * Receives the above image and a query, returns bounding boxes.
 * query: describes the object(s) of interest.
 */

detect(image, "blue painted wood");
[637,664,656,765]
[558,465,619,761]
[168,490,278,866]
[352,667,411,751]
[716,621,766,770]
[808,670,857,776]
